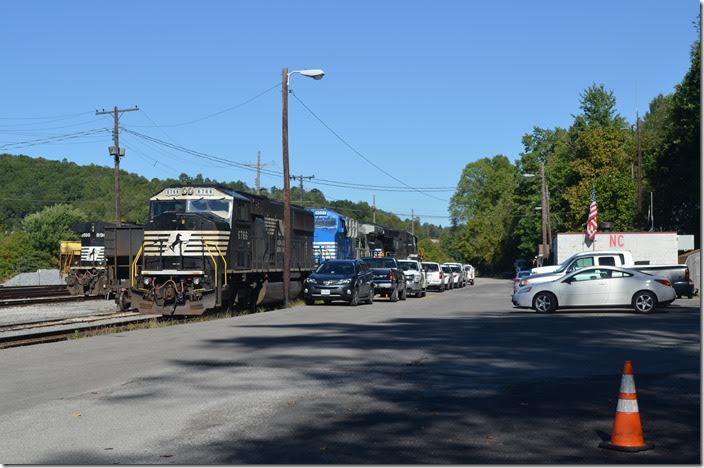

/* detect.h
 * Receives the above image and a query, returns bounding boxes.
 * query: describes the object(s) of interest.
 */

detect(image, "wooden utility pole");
[290,174,315,203]
[411,208,415,236]
[540,161,549,261]
[636,113,643,215]
[372,194,376,224]
[245,150,272,195]
[282,68,292,308]
[96,105,139,225]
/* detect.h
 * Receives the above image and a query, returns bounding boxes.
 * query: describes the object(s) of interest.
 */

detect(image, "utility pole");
[290,174,315,203]
[411,208,415,236]
[636,113,643,216]
[245,150,272,195]
[282,68,292,308]
[540,161,549,261]
[372,194,376,224]
[96,105,139,225]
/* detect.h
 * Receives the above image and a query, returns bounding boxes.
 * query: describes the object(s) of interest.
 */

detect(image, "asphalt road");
[0,278,699,464]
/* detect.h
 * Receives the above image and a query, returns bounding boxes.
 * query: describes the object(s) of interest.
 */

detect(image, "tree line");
[442,35,700,273]
[0,157,450,281]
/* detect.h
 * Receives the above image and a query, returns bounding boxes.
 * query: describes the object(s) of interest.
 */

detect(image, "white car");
[399,259,427,297]
[463,264,475,286]
[442,263,461,288]
[512,266,676,314]
[422,262,445,291]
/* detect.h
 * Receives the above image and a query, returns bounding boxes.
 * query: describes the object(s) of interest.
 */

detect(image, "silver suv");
[398,259,427,297]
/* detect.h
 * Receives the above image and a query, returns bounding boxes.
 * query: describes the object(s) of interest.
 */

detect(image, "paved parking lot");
[0,278,699,463]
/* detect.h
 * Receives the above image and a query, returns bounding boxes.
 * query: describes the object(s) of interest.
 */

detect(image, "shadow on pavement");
[39,308,701,464]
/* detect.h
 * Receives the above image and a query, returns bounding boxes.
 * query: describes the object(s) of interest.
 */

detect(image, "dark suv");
[304,259,374,306]
[361,256,407,302]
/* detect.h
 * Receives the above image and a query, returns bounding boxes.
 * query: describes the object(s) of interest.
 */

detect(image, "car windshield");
[398,261,418,271]
[316,261,354,275]
[423,263,439,272]
[441,266,451,272]
[554,254,579,273]
[451,265,461,272]
[363,258,396,269]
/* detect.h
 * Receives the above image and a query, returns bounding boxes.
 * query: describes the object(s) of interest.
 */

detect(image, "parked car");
[361,256,407,302]
[440,264,454,290]
[512,266,676,314]
[422,262,445,292]
[398,259,427,297]
[442,263,462,288]
[463,264,475,285]
[513,269,532,294]
[521,250,690,299]
[451,264,466,287]
[304,259,374,306]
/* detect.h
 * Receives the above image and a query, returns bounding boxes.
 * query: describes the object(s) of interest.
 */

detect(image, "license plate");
[321,289,331,295]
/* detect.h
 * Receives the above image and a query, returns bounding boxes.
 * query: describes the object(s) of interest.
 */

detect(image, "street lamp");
[282,67,325,308]
[522,162,551,265]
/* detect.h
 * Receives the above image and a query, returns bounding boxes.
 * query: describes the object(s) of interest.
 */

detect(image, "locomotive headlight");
[193,277,201,285]
[143,277,151,285]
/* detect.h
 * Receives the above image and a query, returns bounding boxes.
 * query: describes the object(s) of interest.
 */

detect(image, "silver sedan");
[511,266,676,314]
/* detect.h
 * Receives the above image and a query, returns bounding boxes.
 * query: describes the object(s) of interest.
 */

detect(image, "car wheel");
[688,294,693,299]
[421,288,426,297]
[389,287,399,302]
[533,292,557,313]
[633,290,657,314]
[349,288,359,306]
[367,287,374,304]
[305,298,315,306]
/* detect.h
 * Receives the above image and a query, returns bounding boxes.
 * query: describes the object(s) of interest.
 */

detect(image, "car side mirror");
[563,277,573,284]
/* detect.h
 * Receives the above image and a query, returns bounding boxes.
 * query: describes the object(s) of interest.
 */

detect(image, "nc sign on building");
[555,232,681,265]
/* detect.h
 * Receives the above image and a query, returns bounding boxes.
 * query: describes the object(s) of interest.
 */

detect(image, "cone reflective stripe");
[599,360,654,452]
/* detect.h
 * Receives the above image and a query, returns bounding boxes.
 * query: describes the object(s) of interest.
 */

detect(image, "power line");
[131,83,281,128]
[120,128,455,193]
[289,90,449,203]
[0,128,109,150]
[0,110,93,123]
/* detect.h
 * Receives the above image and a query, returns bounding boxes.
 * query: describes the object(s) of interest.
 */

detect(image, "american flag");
[586,188,598,240]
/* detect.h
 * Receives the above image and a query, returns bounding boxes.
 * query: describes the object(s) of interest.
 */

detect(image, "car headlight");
[519,279,529,287]
[307,277,317,284]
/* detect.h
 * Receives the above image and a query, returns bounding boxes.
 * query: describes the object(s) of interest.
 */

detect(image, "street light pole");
[282,67,292,308]
[281,67,325,308]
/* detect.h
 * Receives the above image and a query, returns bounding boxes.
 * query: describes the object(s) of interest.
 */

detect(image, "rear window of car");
[398,261,418,271]
[441,266,451,272]
[598,256,616,266]
[423,263,439,272]
[362,258,396,269]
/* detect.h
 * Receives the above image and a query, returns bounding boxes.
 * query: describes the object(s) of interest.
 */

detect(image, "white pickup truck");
[524,250,693,298]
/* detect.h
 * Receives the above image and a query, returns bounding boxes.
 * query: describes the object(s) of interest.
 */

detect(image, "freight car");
[130,186,315,316]
[61,221,144,310]
[360,223,418,259]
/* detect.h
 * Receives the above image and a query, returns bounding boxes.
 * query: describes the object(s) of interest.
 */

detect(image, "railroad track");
[0,311,162,349]
[0,285,101,307]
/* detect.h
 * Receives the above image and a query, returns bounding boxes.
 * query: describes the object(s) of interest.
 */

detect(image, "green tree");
[564,84,635,231]
[649,38,700,240]
[21,204,88,261]
[448,155,518,271]
[418,238,448,263]
[0,231,53,281]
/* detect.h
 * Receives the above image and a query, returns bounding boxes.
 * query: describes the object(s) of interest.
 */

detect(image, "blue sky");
[0,0,697,226]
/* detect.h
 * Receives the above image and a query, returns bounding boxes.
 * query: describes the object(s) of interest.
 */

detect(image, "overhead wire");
[0,128,109,151]
[131,83,281,128]
[289,90,449,203]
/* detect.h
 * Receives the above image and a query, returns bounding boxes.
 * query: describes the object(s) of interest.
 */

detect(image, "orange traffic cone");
[599,360,654,452]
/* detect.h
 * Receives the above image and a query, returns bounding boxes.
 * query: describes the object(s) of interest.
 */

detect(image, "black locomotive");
[63,221,144,310]
[362,223,418,259]
[131,186,315,315]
